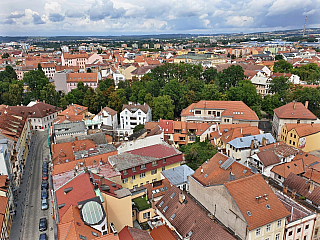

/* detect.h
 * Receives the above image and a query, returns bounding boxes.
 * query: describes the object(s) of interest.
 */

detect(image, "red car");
[42,172,48,180]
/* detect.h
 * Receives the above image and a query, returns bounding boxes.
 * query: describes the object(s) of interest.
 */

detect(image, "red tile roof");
[225,174,290,230]
[118,226,152,240]
[150,225,177,240]
[273,102,317,120]
[156,186,236,240]
[192,152,253,186]
[67,73,99,83]
[55,172,96,219]
[59,104,88,117]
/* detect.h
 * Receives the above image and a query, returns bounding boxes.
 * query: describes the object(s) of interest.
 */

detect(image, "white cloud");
[44,2,62,14]
[267,0,312,15]
[226,16,254,27]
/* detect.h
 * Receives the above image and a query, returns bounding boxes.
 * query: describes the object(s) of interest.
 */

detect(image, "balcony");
[186,115,221,122]
[132,196,151,211]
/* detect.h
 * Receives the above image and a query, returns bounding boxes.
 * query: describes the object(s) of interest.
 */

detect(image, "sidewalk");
[9,133,37,240]
[42,139,56,240]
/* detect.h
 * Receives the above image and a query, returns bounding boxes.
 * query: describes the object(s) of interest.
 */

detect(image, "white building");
[93,106,118,130]
[112,72,125,87]
[120,102,152,130]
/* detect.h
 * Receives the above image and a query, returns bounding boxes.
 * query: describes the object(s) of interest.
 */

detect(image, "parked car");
[42,167,48,174]
[41,180,48,190]
[41,199,48,210]
[39,233,47,240]
[42,172,48,180]
[42,161,48,168]
[39,218,47,231]
[41,189,48,199]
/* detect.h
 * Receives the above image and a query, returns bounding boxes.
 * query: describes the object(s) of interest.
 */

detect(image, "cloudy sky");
[0,0,319,36]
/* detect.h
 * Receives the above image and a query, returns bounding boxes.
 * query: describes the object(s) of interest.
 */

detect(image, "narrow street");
[10,131,54,240]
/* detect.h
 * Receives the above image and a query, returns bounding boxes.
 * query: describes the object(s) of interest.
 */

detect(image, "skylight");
[159,201,164,207]
[170,192,176,198]
[170,213,176,220]
[266,204,271,210]
[204,174,208,178]
[163,206,168,212]
[247,211,252,216]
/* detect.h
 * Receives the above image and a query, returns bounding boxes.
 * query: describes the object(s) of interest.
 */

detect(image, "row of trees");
[0,61,320,120]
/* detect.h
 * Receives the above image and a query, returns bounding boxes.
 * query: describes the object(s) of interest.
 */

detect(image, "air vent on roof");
[101,185,110,192]
[64,187,73,194]
[58,203,65,209]
[218,160,223,164]
[247,211,252,216]
[266,204,271,210]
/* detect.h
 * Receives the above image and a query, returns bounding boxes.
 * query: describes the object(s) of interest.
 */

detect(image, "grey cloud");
[7,12,25,19]
[65,10,84,18]
[88,0,126,21]
[32,14,45,24]
[49,13,65,22]
[3,19,15,24]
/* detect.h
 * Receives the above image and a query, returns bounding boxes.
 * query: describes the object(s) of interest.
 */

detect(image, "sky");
[0,0,320,36]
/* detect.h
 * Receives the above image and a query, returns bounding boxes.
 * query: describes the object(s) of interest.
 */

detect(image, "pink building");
[61,53,89,69]
[66,72,101,92]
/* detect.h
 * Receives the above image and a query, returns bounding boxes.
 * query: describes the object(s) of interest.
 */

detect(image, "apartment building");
[120,103,152,130]
[181,100,259,127]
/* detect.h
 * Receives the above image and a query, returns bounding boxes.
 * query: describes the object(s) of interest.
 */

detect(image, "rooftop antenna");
[303,16,307,37]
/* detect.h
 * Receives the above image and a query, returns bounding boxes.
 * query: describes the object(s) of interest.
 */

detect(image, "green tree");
[152,95,175,120]
[269,76,291,98]
[273,59,293,73]
[23,70,49,101]
[8,83,23,105]
[40,83,60,106]
[83,88,100,114]
[275,55,284,60]
[203,67,218,84]
[217,65,245,91]
[261,93,283,116]
[179,139,217,170]
[201,84,221,100]
[1,53,9,59]
[133,124,145,132]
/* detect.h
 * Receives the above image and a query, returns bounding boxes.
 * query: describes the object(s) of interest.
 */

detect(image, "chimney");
[75,136,78,141]
[305,101,309,109]
[292,189,297,198]
[250,140,255,149]
[283,186,288,193]
[240,127,243,134]
[293,100,296,110]
[262,137,267,146]
[308,182,315,193]
[200,167,203,174]
[179,192,186,204]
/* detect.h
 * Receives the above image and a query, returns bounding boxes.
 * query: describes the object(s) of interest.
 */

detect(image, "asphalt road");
[15,131,53,240]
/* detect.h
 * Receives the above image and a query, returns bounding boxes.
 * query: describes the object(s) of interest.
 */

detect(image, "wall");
[117,133,164,154]
[286,214,316,240]
[101,192,133,233]
[54,72,68,93]
[122,161,181,190]
[247,219,286,240]
[188,176,248,240]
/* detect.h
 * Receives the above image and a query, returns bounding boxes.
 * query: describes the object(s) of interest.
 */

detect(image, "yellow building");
[108,143,183,190]
[131,189,155,224]
[280,123,320,152]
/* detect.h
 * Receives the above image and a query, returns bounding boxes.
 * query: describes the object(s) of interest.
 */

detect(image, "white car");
[41,199,48,210]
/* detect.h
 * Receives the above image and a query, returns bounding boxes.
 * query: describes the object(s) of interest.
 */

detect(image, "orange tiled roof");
[192,152,253,186]
[59,104,88,117]
[220,126,260,144]
[181,101,259,121]
[150,225,176,240]
[273,102,317,120]
[63,53,89,59]
[291,123,320,137]
[53,115,84,124]
[67,73,99,83]
[225,174,290,230]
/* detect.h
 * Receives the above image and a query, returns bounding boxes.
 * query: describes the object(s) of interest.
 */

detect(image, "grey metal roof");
[53,121,86,135]
[228,133,275,149]
[108,152,157,171]
[220,157,235,170]
[161,165,195,186]
[74,143,117,160]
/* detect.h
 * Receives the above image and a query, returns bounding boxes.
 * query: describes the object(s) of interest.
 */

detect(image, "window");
[151,169,157,175]
[288,231,293,236]
[132,175,136,180]
[163,159,166,164]
[141,164,146,170]
[297,228,301,233]
[294,134,296,138]
[208,111,211,114]
[162,167,165,171]
[132,167,136,172]
[305,224,309,230]
[123,169,128,175]
[140,173,145,178]
[138,112,141,115]
[315,228,319,237]
[275,233,280,240]
[195,110,201,114]
[289,140,292,144]
[140,183,143,186]
[92,232,99,237]
[143,212,150,219]
[303,236,307,240]
[277,220,282,228]
[133,185,138,189]
[122,178,128,184]
[152,161,158,167]
[266,224,271,232]
[256,228,261,236]
[217,112,220,117]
